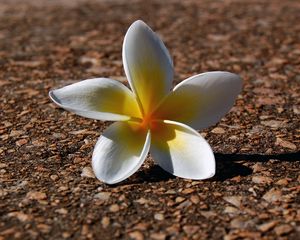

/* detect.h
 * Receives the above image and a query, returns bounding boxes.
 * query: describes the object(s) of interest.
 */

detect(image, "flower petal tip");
[155,71,243,130]
[131,19,147,27]
[151,120,216,181]
[49,89,60,105]
[225,71,243,90]
[122,19,173,114]
[92,122,151,185]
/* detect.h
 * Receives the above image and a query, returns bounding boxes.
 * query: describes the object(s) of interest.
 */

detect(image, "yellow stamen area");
[139,114,160,132]
[130,62,168,116]
[132,111,162,133]
[133,109,185,153]
[152,88,200,125]
[96,85,142,119]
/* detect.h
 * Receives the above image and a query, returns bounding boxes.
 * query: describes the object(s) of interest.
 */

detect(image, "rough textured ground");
[0,0,299,239]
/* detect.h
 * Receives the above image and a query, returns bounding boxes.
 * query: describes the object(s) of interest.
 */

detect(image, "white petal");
[92,121,150,184]
[151,120,215,180]
[154,71,242,130]
[49,78,142,121]
[122,20,173,115]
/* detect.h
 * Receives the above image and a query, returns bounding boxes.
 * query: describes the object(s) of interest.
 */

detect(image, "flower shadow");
[211,151,300,181]
[135,164,176,183]
[212,158,252,181]
[215,152,299,162]
[109,163,175,187]
[116,151,300,186]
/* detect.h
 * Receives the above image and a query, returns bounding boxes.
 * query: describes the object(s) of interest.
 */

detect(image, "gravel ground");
[0,0,299,239]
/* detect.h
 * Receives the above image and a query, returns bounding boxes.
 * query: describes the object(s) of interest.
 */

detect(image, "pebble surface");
[0,0,299,239]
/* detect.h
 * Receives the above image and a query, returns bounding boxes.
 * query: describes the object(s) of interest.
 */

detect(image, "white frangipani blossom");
[49,20,242,184]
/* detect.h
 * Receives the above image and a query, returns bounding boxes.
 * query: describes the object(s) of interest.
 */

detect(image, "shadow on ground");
[212,151,299,181]
[215,152,300,162]
[113,152,299,186]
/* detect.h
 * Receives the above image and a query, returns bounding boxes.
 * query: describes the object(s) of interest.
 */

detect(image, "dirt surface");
[0,0,299,239]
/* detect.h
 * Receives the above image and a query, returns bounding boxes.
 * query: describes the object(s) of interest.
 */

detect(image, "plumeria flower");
[49,20,242,184]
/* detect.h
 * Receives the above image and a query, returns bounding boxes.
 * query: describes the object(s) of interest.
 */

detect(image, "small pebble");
[101,217,110,228]
[81,167,95,178]
[275,138,297,150]
[223,196,242,208]
[262,188,282,203]
[183,225,200,235]
[211,127,225,134]
[252,176,272,184]
[128,231,144,240]
[94,192,111,201]
[109,204,120,212]
[257,221,278,232]
[55,208,68,215]
[16,139,28,146]
[274,224,293,236]
[175,197,185,203]
[26,191,47,201]
[154,213,164,221]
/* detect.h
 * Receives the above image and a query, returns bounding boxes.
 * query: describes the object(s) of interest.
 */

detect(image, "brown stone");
[223,196,243,208]
[128,231,144,240]
[94,192,111,201]
[16,139,28,146]
[183,225,200,235]
[262,188,282,203]
[211,127,225,134]
[37,224,52,234]
[7,212,32,222]
[252,176,272,184]
[26,191,47,201]
[175,197,185,203]
[150,232,166,240]
[101,217,110,228]
[109,204,120,212]
[81,167,95,178]
[154,213,164,221]
[275,138,297,150]
[274,224,293,236]
[257,221,278,232]
[55,208,68,215]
